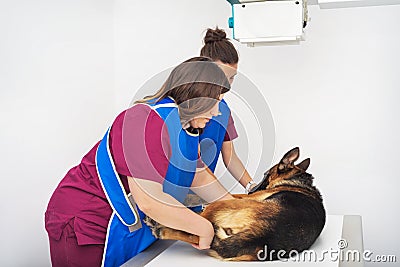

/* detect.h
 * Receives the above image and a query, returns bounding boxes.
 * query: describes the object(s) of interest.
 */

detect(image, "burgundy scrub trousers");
[49,218,104,267]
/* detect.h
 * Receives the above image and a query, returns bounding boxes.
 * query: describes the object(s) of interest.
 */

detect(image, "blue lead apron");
[96,98,201,267]
[188,99,231,212]
[199,99,231,172]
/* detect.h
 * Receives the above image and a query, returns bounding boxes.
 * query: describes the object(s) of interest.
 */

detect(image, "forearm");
[145,194,212,237]
[221,141,253,188]
[128,177,213,238]
[191,168,234,202]
[226,155,253,188]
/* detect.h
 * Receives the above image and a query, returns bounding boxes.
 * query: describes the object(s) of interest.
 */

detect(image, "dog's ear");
[297,158,310,171]
[278,147,300,172]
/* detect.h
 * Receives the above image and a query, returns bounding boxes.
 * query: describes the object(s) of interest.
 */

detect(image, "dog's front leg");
[144,216,200,244]
[158,227,200,244]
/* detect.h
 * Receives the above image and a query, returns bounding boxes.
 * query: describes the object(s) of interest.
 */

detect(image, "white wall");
[0,0,114,266]
[1,0,399,266]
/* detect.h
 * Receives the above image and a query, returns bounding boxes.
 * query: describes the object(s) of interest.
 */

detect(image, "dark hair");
[135,57,230,130]
[200,27,239,65]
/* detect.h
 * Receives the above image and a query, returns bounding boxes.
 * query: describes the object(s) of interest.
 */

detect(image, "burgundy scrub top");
[45,103,238,245]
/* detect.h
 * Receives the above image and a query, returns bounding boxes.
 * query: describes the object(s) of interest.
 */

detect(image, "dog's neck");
[267,173,323,201]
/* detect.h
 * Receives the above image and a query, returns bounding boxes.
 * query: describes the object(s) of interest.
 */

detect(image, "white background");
[0,0,399,266]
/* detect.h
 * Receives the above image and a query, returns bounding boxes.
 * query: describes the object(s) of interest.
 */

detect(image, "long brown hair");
[200,27,239,64]
[135,57,230,130]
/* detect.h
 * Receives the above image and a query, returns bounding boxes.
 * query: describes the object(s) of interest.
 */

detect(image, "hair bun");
[204,28,227,44]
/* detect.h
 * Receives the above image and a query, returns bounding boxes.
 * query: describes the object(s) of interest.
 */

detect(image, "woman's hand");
[191,221,214,250]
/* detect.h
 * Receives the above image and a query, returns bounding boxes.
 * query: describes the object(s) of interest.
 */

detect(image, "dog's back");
[257,173,326,260]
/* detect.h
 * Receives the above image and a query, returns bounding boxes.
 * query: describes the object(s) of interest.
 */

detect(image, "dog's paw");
[144,216,163,238]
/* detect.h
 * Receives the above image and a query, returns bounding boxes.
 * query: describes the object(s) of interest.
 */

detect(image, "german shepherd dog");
[144,147,326,261]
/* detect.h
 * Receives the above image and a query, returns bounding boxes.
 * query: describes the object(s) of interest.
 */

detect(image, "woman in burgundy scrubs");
[45,57,235,266]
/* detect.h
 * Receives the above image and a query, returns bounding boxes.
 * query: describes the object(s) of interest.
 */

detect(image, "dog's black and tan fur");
[145,147,326,261]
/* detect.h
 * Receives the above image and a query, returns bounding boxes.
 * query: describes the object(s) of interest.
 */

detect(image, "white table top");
[122,215,363,267]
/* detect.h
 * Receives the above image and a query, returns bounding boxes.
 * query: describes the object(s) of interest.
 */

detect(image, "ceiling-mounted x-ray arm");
[225,0,400,46]
[227,0,400,8]
[226,0,309,46]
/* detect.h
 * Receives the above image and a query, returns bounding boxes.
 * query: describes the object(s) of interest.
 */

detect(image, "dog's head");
[252,147,311,192]
[204,198,279,261]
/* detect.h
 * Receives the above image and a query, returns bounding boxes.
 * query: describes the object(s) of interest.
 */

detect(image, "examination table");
[122,215,363,267]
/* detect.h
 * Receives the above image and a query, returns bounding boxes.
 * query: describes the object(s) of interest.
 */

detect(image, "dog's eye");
[223,227,233,236]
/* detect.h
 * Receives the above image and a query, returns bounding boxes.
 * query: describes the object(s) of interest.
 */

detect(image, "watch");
[245,181,257,194]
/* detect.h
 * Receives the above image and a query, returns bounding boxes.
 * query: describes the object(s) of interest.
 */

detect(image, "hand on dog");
[191,224,214,250]
[191,234,213,250]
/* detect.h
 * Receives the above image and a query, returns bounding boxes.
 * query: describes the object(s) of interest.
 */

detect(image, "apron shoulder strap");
[96,128,139,226]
